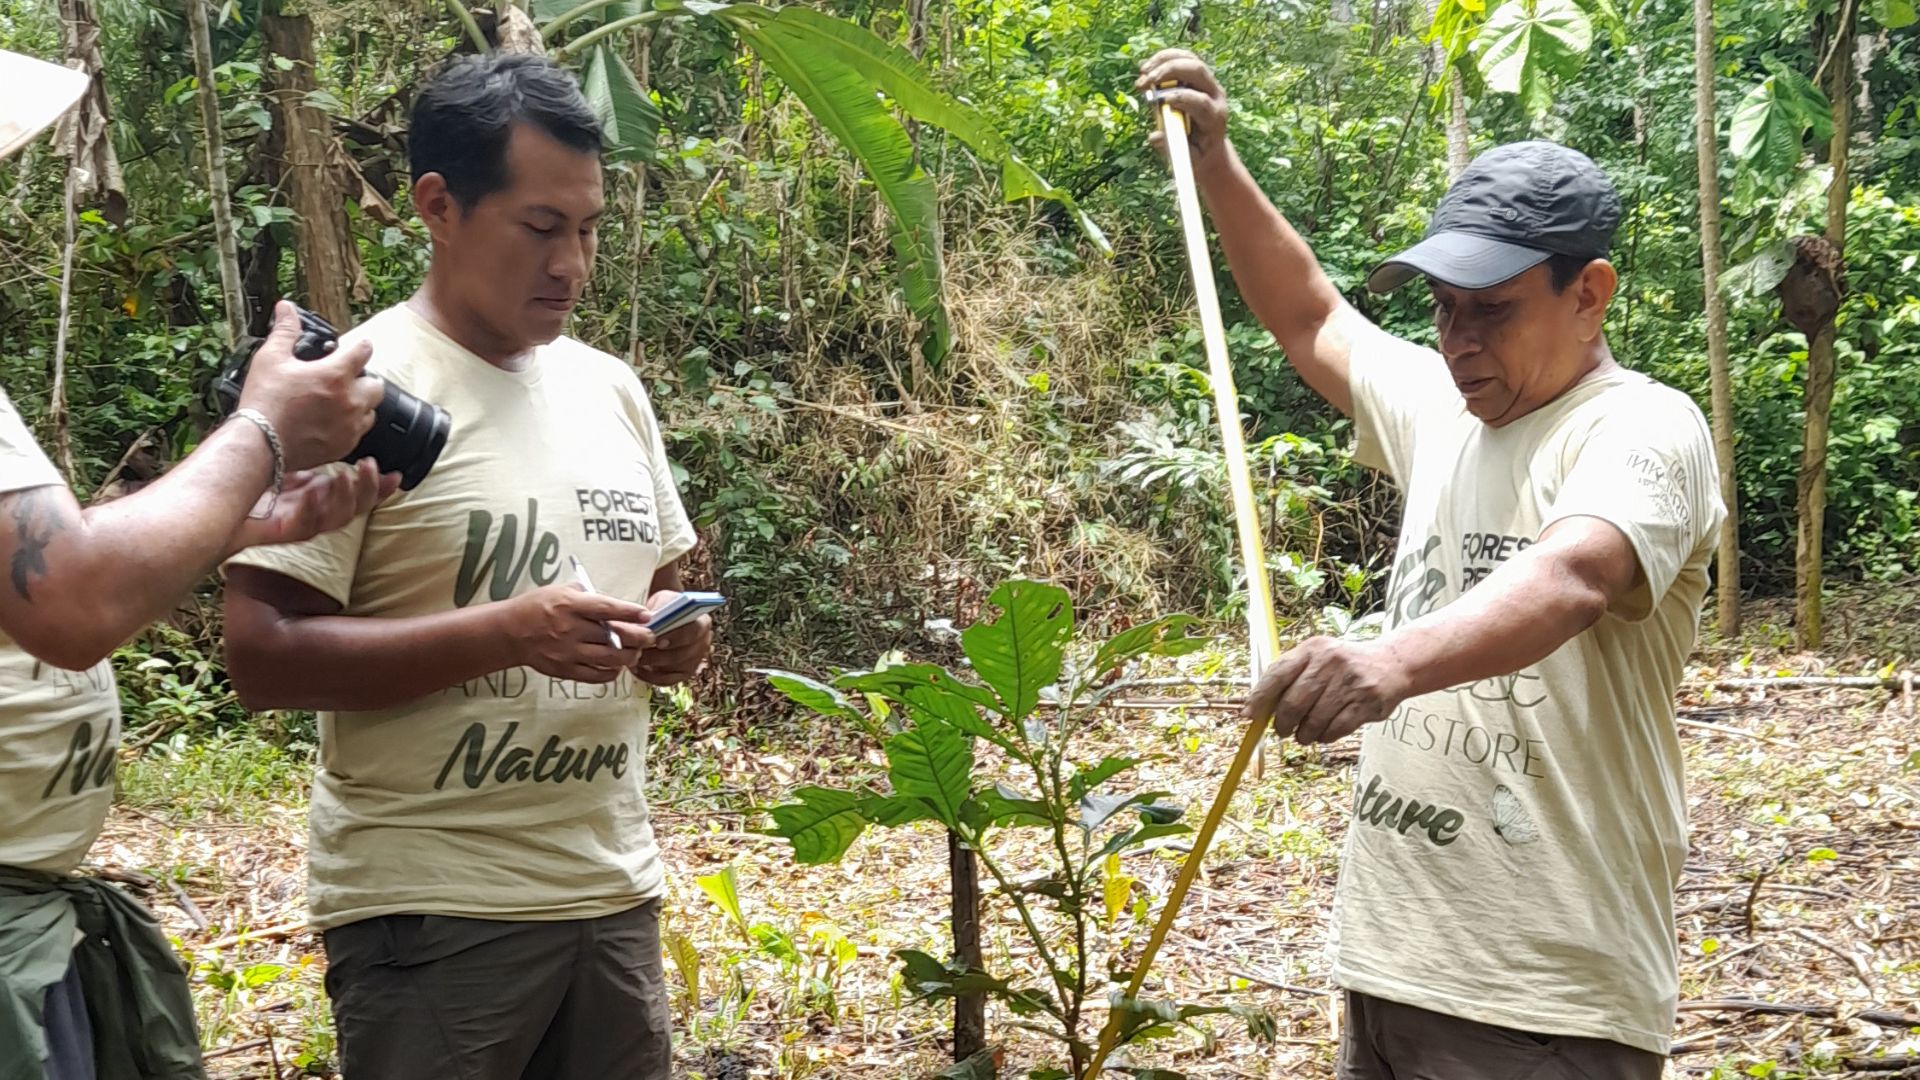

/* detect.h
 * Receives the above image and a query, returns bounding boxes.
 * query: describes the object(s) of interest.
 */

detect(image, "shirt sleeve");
[623,374,697,567]
[1544,390,1725,622]
[222,477,371,609]
[1339,307,1455,486]
[0,389,66,497]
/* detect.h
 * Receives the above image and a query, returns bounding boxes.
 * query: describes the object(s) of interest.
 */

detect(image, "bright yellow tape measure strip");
[1083,98,1285,1078]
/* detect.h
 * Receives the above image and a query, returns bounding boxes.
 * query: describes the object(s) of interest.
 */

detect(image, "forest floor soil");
[101,631,1919,1080]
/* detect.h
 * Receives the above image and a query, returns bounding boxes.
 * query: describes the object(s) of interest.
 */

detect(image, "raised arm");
[1135,50,1356,416]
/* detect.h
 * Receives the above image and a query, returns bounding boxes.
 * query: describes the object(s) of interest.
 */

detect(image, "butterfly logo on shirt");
[1490,784,1540,846]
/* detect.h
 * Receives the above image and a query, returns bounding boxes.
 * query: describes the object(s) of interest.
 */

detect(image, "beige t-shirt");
[1330,309,1722,1054]
[0,390,122,874]
[227,305,696,930]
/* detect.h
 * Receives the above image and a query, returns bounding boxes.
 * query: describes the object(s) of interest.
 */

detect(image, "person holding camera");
[1136,51,1722,1077]
[222,53,711,1080]
[0,50,395,1080]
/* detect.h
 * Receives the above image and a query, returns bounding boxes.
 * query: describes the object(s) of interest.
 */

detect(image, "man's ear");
[413,172,458,244]
[1575,258,1618,342]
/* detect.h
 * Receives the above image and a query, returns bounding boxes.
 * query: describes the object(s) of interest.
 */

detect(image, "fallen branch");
[1843,1056,1920,1074]
[195,920,308,951]
[1788,925,1877,993]
[1678,998,1920,1028]
[200,1039,269,1062]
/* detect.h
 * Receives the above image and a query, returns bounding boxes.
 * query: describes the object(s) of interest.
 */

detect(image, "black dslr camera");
[213,306,451,492]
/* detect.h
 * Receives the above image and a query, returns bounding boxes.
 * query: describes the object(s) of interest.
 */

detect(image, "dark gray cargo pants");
[322,898,670,1080]
[1338,991,1665,1080]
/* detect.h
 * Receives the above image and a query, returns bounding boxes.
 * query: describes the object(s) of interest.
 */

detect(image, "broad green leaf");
[978,783,1053,828]
[708,10,947,362]
[961,580,1074,722]
[836,665,1012,751]
[756,669,861,721]
[887,718,973,828]
[1089,614,1210,682]
[862,792,941,827]
[766,786,870,863]
[1475,0,1592,115]
[1080,790,1174,832]
[580,42,660,164]
[695,865,750,939]
[1090,822,1193,865]
[1070,756,1143,801]
[534,0,638,21]
[1722,240,1794,297]
[663,930,700,1006]
[1871,0,1918,28]
[1728,73,1829,182]
[717,4,1108,255]
[896,948,952,992]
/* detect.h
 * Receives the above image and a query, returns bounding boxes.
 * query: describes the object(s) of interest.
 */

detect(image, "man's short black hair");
[1546,252,1591,292]
[409,53,604,209]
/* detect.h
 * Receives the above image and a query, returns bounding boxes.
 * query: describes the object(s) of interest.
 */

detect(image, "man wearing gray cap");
[0,49,392,1080]
[1137,51,1722,1076]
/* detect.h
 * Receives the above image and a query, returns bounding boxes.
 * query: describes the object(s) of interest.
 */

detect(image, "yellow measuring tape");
[1083,95,1287,1078]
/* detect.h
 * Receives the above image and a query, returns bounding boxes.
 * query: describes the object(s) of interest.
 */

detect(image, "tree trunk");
[1425,0,1469,179]
[187,0,248,345]
[1796,12,1853,650]
[55,0,127,225]
[262,3,358,327]
[1692,0,1741,637]
[949,831,985,1062]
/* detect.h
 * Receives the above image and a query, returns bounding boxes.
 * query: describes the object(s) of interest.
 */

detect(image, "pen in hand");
[569,555,625,649]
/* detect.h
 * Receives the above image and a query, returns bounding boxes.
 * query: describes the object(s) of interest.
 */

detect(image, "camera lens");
[350,382,451,492]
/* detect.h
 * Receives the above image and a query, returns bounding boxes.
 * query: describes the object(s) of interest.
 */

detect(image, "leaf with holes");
[961,580,1073,723]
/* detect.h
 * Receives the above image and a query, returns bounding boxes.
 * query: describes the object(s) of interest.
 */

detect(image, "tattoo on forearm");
[7,488,67,602]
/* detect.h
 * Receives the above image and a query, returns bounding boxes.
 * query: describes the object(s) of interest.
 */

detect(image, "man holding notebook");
[223,53,709,1080]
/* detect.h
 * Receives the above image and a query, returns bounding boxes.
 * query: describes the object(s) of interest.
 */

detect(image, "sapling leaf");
[887,718,974,828]
[1079,790,1174,832]
[960,579,1073,722]
[766,786,870,863]
[756,669,862,721]
[1088,613,1209,682]
[979,783,1053,828]
[695,865,750,941]
[862,792,940,827]
[1070,756,1143,801]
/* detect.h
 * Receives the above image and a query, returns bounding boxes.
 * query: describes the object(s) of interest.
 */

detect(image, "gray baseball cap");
[1366,141,1622,294]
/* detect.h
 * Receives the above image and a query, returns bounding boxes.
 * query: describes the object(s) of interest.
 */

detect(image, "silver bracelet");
[231,408,284,518]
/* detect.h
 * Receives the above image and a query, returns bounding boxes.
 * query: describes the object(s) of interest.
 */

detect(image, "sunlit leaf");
[766,786,870,863]
[961,580,1073,722]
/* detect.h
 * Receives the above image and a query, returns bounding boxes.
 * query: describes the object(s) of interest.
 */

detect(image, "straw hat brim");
[0,50,90,163]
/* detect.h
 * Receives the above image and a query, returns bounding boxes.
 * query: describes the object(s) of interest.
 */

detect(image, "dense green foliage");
[1,0,1916,702]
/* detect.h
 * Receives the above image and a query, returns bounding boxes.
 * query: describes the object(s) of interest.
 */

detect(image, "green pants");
[322,899,671,1080]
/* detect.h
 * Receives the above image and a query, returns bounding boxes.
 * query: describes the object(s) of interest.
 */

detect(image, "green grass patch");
[117,730,313,821]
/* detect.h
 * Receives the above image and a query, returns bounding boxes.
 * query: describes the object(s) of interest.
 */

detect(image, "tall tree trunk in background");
[1692,0,1741,637]
[51,0,127,479]
[1796,11,1854,650]
[262,2,357,327]
[187,0,247,344]
[1425,0,1468,179]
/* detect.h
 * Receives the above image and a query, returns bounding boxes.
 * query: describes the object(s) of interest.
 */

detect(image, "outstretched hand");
[1243,636,1413,746]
